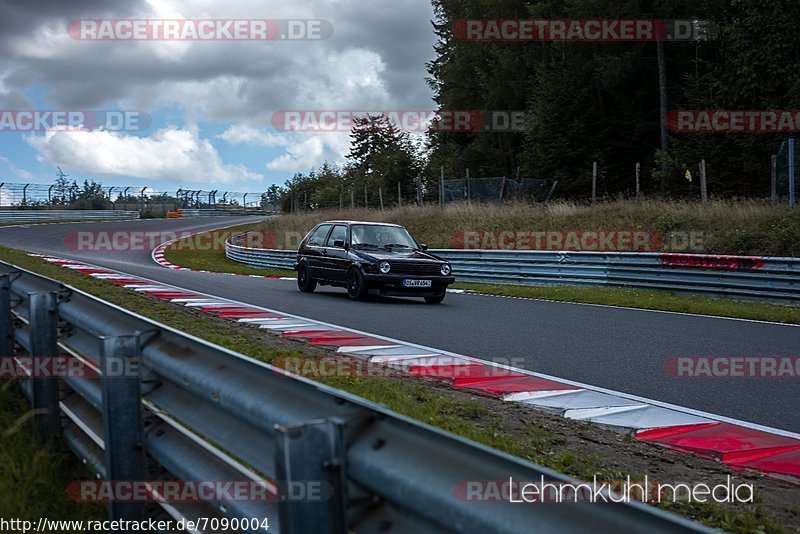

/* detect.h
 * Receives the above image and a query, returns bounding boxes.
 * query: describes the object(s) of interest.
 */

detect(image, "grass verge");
[252,199,800,257]
[0,381,106,521]
[1,244,798,532]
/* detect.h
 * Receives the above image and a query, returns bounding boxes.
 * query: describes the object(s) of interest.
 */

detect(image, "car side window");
[326,225,347,247]
[306,225,332,247]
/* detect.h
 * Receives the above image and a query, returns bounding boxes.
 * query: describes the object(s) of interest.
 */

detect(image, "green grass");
[163,226,292,278]
[455,283,800,324]
[254,199,800,256]
[0,382,106,521]
[0,244,793,532]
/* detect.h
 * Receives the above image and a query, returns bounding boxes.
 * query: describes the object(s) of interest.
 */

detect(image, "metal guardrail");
[0,210,140,222]
[225,233,800,302]
[180,209,268,217]
[0,261,704,533]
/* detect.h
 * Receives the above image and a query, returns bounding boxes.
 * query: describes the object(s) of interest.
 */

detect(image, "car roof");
[317,220,403,228]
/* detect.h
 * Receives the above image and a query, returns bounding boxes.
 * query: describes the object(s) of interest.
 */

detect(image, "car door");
[303,224,332,278]
[322,224,349,282]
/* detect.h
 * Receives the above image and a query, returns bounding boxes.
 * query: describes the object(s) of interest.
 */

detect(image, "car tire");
[297,263,317,293]
[346,268,368,301]
[424,294,445,304]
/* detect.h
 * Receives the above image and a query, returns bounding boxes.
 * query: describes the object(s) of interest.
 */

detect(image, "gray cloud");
[1,0,437,116]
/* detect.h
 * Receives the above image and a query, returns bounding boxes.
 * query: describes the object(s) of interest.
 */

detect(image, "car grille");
[390,262,442,276]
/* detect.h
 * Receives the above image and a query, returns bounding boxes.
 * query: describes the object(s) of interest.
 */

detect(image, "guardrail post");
[274,418,348,534]
[0,275,12,357]
[789,138,796,209]
[99,333,146,523]
[29,291,60,442]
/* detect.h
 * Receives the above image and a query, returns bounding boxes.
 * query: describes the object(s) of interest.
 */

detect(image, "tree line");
[282,0,800,205]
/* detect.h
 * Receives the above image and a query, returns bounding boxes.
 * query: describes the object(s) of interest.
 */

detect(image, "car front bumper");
[362,273,455,296]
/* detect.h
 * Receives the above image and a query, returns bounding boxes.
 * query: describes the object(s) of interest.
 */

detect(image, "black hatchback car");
[295,221,455,303]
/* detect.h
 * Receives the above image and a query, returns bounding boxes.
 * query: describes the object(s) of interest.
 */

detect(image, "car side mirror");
[333,239,345,248]
[419,244,428,251]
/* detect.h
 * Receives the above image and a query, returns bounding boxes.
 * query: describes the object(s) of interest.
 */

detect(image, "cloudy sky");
[0,0,437,195]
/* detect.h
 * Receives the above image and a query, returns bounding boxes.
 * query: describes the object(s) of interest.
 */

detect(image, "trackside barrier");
[0,261,706,533]
[225,233,800,302]
[0,210,140,222]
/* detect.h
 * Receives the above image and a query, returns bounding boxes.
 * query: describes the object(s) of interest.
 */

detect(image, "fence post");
[545,181,558,204]
[99,333,146,522]
[635,163,641,198]
[0,274,12,358]
[789,138,796,209]
[274,419,348,533]
[364,185,368,209]
[398,181,402,208]
[771,154,777,207]
[699,159,708,205]
[416,175,423,206]
[350,189,354,210]
[439,166,444,209]
[465,168,470,203]
[591,162,597,204]
[29,291,60,443]
[339,189,343,211]
[379,187,384,211]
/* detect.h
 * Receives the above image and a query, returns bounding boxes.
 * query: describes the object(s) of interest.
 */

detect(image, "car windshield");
[350,225,418,250]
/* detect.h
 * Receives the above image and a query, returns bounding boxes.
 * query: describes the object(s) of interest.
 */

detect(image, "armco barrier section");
[0,210,140,222]
[0,261,706,533]
[225,233,800,302]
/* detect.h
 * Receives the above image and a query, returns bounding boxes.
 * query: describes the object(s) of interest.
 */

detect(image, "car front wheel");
[424,294,445,304]
[297,263,317,293]
[346,268,368,301]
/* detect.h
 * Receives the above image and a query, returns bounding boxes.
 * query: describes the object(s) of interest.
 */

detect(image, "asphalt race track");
[0,217,797,433]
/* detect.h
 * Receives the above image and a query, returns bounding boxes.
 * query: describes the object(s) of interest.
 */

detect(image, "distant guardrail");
[0,210,140,222]
[0,261,704,533]
[180,209,268,217]
[225,232,800,302]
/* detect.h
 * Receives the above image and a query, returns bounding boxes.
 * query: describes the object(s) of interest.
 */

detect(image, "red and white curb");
[31,252,800,485]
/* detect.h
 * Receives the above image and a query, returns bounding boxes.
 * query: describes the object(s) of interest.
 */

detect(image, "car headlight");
[380,261,391,274]
[441,263,451,276]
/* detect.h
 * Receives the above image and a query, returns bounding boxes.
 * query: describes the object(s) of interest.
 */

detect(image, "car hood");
[349,249,444,263]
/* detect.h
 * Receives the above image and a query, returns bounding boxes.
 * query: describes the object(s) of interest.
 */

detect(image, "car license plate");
[403,279,432,288]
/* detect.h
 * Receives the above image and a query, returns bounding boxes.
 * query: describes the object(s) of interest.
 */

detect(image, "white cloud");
[218,124,284,147]
[0,155,36,181]
[219,124,351,173]
[25,127,262,184]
